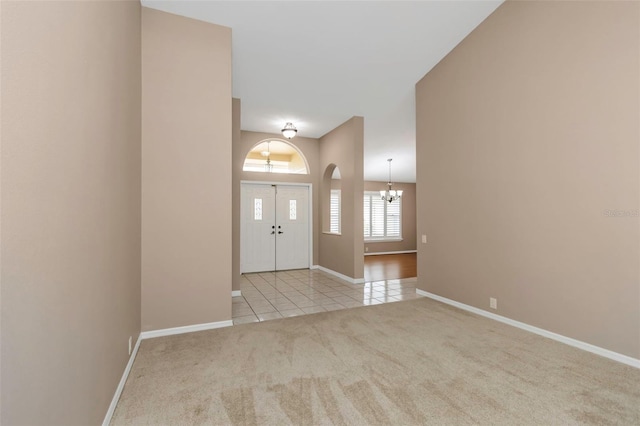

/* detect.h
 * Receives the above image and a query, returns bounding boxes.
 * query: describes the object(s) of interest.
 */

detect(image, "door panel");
[275,186,310,270]
[241,184,276,273]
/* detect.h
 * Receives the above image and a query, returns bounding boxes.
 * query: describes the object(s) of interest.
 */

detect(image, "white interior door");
[241,183,310,273]
[275,185,310,271]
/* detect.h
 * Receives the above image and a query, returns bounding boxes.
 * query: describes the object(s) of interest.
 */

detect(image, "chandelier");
[281,122,297,139]
[380,158,402,203]
[262,142,273,172]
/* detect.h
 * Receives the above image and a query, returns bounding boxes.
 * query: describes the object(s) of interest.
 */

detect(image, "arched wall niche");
[322,164,341,234]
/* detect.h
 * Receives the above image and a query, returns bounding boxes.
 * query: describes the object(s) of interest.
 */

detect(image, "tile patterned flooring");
[232,269,423,325]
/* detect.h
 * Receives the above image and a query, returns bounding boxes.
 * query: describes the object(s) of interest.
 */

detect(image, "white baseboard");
[231,290,242,297]
[364,250,417,256]
[416,289,640,369]
[102,335,141,426]
[310,265,319,270]
[316,265,365,284]
[140,320,233,340]
[102,319,234,424]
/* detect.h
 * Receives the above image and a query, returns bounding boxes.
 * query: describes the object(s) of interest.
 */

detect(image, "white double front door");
[241,183,310,273]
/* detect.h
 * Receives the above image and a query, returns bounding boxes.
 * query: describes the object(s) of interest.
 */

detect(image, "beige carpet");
[112,298,640,425]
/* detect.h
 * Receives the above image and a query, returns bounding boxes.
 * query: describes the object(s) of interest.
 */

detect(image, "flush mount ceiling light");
[380,158,403,203]
[281,122,297,139]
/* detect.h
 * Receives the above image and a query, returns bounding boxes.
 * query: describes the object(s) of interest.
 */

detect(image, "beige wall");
[319,117,365,279]
[232,99,242,291]
[0,1,141,424]
[416,1,639,358]
[232,129,321,290]
[141,8,232,331]
[364,181,417,254]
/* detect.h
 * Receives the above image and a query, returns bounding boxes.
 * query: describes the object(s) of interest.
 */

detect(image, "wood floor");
[364,252,416,282]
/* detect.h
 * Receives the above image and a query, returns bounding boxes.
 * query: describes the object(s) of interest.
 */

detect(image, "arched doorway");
[240,139,312,273]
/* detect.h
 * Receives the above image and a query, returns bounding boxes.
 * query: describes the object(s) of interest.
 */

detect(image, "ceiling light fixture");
[281,122,297,139]
[380,158,402,203]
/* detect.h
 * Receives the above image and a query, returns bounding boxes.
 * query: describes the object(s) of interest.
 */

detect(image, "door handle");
[278,231,284,234]
[271,225,275,235]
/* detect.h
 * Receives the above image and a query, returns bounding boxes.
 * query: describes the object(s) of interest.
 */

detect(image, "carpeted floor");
[112,298,640,425]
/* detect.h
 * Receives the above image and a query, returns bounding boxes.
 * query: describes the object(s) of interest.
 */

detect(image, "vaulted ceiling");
[142,0,503,182]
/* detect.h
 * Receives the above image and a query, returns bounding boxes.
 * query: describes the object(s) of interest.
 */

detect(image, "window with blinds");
[330,189,341,233]
[364,191,401,240]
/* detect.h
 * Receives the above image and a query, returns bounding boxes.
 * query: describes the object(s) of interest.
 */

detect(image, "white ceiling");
[141,0,503,182]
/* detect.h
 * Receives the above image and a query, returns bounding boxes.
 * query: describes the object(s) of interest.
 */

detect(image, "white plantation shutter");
[363,192,402,240]
[363,195,371,238]
[371,197,386,237]
[330,190,341,233]
[386,197,400,237]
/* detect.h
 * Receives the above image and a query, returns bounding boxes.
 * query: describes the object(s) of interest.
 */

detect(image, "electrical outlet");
[490,298,497,310]
[421,234,427,244]
[128,336,132,355]
[365,246,369,252]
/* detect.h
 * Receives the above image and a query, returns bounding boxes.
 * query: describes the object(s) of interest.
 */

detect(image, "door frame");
[240,180,313,272]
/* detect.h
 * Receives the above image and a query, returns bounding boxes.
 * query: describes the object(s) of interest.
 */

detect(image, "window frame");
[363,191,402,242]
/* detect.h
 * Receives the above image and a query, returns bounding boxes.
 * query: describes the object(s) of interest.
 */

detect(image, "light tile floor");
[232,269,423,325]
